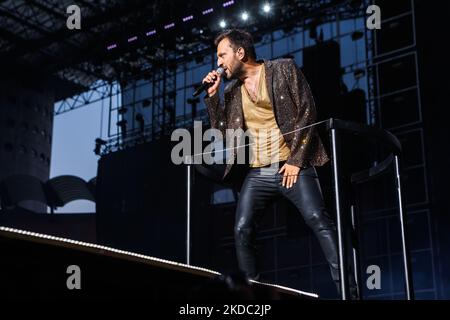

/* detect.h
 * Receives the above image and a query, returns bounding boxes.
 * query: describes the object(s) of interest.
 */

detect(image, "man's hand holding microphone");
[193,67,224,97]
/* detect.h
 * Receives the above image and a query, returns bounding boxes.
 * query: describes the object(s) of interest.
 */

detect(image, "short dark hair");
[214,29,257,61]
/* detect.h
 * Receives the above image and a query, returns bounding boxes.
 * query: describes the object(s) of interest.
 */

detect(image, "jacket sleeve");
[203,92,227,136]
[284,59,319,168]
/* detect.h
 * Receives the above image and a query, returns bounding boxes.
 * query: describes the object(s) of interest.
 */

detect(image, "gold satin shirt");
[241,64,291,167]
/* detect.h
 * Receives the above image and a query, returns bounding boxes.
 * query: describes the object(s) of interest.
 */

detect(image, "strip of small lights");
[164,22,175,29]
[223,0,235,7]
[250,279,319,298]
[106,0,239,50]
[0,226,220,275]
[182,15,194,22]
[202,8,214,15]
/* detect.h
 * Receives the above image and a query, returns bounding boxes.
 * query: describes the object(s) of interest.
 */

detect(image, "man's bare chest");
[244,79,259,103]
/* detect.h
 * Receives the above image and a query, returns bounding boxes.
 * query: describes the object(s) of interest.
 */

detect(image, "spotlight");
[241,12,249,21]
[219,20,227,28]
[117,119,128,139]
[187,97,200,118]
[351,31,364,41]
[95,138,107,145]
[349,0,363,10]
[309,25,317,40]
[263,3,271,13]
[94,144,101,155]
[142,99,151,107]
[94,138,107,155]
[135,113,145,132]
[354,69,365,79]
[118,107,128,115]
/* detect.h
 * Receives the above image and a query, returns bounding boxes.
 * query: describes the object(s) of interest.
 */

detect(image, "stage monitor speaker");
[374,0,412,20]
[379,88,420,129]
[377,54,417,95]
[375,13,414,56]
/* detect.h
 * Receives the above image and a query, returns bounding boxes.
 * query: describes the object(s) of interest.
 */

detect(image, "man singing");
[202,29,341,294]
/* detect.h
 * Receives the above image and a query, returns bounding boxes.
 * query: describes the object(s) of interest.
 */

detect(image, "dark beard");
[228,61,245,80]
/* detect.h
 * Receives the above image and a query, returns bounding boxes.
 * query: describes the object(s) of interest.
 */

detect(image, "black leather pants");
[234,163,340,284]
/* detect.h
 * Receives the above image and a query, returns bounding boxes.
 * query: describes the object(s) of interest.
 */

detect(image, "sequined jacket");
[204,58,329,178]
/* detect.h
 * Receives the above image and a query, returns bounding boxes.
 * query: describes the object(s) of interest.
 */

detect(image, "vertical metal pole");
[108,83,112,137]
[185,154,195,266]
[351,205,361,300]
[394,155,414,300]
[132,81,136,132]
[331,128,349,300]
[186,159,191,265]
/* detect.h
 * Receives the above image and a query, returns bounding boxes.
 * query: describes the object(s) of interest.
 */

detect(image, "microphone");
[192,67,224,97]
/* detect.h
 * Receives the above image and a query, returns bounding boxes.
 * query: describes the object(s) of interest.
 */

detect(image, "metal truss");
[0,0,369,121]
[54,80,120,115]
[51,0,367,112]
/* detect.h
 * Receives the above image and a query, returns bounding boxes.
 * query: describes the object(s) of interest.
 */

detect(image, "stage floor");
[0,226,318,300]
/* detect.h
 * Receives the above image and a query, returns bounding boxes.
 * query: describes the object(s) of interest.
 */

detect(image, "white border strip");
[250,279,319,298]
